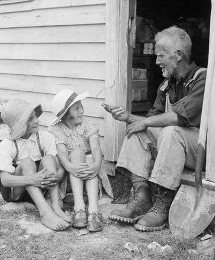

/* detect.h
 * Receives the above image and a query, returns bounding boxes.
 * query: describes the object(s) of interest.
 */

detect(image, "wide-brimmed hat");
[51,89,89,125]
[0,99,42,140]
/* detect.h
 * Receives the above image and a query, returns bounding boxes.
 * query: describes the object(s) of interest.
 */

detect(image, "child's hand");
[41,170,58,188]
[79,163,100,180]
[68,163,89,178]
[32,169,58,188]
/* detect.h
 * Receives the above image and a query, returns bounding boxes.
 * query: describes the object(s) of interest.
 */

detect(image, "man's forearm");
[144,112,179,128]
[127,114,146,124]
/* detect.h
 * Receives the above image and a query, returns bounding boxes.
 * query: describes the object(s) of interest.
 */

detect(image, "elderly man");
[106,26,207,232]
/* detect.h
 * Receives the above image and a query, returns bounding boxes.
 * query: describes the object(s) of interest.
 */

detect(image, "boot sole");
[109,214,144,224]
[134,222,167,232]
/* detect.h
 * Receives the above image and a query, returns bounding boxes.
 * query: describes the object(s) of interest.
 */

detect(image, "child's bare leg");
[70,175,85,211]
[69,150,86,212]
[41,155,71,223]
[21,158,69,230]
[11,165,26,201]
[86,176,99,214]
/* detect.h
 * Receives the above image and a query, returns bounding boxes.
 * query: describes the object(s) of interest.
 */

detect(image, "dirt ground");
[0,195,213,260]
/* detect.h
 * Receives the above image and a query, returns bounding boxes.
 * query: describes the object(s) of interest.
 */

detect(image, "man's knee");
[162,126,181,135]
[159,126,182,141]
[157,126,184,150]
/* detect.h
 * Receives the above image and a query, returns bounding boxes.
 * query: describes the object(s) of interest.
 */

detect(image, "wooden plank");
[0,0,32,5]
[0,5,105,29]
[0,60,105,80]
[0,74,105,98]
[204,4,215,182]
[0,25,105,43]
[0,0,106,14]
[0,43,105,61]
[104,0,134,161]
[39,112,104,136]
[0,89,105,118]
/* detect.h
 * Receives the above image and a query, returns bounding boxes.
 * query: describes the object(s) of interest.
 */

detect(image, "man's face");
[155,40,178,78]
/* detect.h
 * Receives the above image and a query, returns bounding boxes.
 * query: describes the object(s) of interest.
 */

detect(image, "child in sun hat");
[0,99,71,231]
[49,89,112,232]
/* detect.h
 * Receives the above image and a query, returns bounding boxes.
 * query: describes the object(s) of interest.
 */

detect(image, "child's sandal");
[72,209,87,228]
[87,212,104,232]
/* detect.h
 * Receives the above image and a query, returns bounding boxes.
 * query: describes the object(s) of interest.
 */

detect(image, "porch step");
[181,169,215,191]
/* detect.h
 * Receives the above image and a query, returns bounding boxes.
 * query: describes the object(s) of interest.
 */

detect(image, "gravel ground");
[0,195,213,260]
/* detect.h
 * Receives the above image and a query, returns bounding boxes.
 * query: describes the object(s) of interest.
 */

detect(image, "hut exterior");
[0,0,135,161]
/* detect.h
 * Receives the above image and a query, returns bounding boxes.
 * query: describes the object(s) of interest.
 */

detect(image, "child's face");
[67,101,84,125]
[23,110,39,137]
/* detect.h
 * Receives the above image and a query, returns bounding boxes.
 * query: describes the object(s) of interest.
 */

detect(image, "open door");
[104,0,136,161]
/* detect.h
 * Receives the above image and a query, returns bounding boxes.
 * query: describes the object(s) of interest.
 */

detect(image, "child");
[49,89,104,232]
[0,99,71,231]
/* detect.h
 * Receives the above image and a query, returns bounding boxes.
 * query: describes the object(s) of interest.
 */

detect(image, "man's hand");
[102,104,129,122]
[126,121,147,138]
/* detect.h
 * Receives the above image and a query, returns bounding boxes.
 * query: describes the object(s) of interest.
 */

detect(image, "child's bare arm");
[85,134,102,179]
[0,170,48,188]
[89,134,102,167]
[56,144,88,177]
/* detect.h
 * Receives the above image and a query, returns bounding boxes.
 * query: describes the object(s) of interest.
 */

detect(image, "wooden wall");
[0,0,106,149]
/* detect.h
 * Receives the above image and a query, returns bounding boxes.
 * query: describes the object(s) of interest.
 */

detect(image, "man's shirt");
[147,62,207,127]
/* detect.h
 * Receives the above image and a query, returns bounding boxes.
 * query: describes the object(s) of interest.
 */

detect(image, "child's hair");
[61,109,74,122]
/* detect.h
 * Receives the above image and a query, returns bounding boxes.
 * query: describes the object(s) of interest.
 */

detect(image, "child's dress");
[48,121,113,198]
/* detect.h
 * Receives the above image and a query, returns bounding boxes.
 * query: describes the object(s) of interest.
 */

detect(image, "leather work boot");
[109,181,153,223]
[134,186,175,231]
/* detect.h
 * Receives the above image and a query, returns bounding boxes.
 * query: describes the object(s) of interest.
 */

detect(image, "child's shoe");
[73,209,87,228]
[87,212,104,232]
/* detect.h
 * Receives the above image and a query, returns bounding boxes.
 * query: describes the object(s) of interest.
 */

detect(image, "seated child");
[49,89,104,232]
[0,99,71,231]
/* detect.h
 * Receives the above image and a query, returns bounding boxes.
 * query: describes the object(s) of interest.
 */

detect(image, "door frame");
[104,0,136,161]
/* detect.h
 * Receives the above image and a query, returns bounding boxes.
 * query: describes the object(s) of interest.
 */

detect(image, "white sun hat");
[0,99,42,140]
[51,89,89,125]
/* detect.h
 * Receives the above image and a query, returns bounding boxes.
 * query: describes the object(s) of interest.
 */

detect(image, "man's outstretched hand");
[101,104,129,122]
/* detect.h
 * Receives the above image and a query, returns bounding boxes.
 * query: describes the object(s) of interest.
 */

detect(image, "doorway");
[131,0,211,116]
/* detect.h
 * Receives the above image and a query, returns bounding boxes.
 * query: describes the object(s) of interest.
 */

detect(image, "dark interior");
[131,0,211,115]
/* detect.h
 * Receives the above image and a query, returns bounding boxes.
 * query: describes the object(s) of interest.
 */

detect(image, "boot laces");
[148,193,168,214]
[125,189,142,208]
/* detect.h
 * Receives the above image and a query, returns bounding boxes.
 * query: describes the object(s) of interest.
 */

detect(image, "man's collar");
[170,62,197,84]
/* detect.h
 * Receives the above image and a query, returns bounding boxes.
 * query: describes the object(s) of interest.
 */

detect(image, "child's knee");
[41,154,56,164]
[40,155,57,171]
[69,149,86,163]
[56,167,65,181]
[19,158,36,172]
